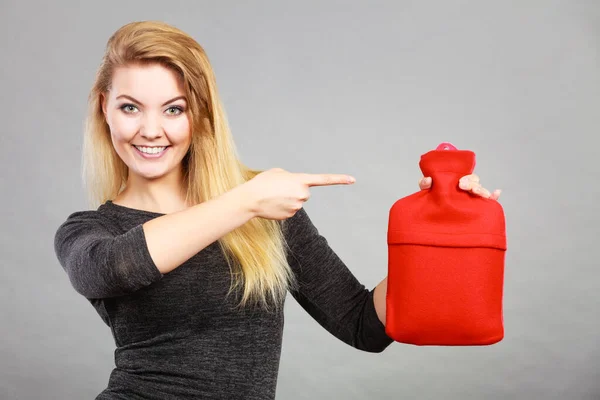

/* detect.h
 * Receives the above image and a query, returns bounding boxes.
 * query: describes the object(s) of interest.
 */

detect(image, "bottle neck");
[419,149,476,197]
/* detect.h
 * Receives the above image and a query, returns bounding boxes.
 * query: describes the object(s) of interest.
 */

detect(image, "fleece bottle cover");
[385,143,507,346]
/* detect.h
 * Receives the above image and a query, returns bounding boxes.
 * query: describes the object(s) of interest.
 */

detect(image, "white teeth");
[135,146,167,154]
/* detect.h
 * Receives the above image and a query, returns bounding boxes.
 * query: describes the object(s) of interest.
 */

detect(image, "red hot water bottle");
[385,143,507,346]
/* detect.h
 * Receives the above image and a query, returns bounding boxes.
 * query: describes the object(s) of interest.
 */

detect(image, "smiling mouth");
[133,145,170,155]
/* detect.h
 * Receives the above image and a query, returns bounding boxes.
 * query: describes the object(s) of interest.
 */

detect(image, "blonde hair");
[82,21,295,310]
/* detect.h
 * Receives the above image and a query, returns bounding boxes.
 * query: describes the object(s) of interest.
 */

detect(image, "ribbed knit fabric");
[54,202,393,399]
[385,144,507,346]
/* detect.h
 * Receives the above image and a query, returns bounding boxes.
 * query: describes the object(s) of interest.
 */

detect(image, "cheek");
[166,116,191,144]
[110,113,140,142]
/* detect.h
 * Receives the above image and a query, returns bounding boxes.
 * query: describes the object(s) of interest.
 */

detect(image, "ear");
[100,92,108,116]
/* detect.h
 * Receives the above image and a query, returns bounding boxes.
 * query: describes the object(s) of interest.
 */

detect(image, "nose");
[140,113,163,139]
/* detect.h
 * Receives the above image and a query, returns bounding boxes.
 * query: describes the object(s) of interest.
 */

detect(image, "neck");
[116,168,191,214]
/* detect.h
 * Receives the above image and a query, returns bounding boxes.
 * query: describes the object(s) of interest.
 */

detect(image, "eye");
[165,106,184,116]
[119,104,139,114]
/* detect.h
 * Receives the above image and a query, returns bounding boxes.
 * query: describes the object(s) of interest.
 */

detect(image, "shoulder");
[54,207,115,244]
[57,209,101,227]
[57,208,107,228]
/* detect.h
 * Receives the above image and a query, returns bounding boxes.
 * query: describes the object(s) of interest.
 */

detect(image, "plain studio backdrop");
[1,1,598,399]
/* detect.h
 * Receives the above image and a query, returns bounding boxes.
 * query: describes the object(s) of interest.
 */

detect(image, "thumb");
[419,177,432,190]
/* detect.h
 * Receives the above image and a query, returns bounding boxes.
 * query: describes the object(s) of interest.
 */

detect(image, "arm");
[55,168,356,300]
[54,186,255,298]
[284,208,393,353]
[373,276,387,325]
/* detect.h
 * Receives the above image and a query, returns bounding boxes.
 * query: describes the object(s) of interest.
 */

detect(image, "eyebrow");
[115,94,187,107]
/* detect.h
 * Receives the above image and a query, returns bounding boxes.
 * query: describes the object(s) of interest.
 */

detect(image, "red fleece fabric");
[385,146,507,346]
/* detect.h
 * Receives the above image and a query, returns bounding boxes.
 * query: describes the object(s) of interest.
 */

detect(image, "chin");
[141,173,166,181]
[133,167,173,181]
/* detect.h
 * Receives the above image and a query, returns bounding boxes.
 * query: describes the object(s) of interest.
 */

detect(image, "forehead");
[110,63,185,101]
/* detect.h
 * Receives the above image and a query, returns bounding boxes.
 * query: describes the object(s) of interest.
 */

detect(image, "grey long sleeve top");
[54,200,393,399]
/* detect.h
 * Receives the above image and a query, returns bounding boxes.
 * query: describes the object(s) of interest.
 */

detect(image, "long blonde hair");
[82,21,295,310]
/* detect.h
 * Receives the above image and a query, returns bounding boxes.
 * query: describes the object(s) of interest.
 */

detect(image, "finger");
[419,177,432,190]
[459,177,473,190]
[298,173,356,187]
[299,190,311,202]
[472,185,491,198]
[490,189,502,201]
[468,174,480,184]
[459,174,482,189]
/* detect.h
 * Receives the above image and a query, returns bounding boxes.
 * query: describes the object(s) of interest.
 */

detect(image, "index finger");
[296,173,356,187]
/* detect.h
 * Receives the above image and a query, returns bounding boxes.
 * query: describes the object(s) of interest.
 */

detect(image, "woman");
[54,21,500,400]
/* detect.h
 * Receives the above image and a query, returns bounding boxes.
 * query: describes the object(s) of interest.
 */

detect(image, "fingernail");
[348,176,355,183]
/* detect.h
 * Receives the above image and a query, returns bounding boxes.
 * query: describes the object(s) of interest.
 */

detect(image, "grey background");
[1,1,598,399]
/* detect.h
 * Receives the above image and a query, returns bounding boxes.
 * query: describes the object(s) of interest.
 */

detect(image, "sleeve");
[53,211,163,299]
[283,208,393,353]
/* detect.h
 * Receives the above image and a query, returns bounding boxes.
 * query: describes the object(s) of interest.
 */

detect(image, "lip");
[132,145,170,159]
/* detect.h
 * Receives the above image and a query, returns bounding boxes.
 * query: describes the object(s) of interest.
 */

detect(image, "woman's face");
[102,63,191,182]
